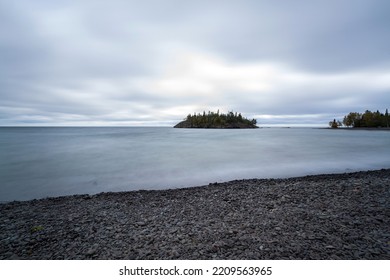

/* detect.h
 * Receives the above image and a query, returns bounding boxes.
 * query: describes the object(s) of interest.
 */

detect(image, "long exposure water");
[1,127,389,201]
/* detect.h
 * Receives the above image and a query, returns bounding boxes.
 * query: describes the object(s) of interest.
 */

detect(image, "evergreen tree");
[341,109,389,128]
[175,110,258,128]
[329,119,341,128]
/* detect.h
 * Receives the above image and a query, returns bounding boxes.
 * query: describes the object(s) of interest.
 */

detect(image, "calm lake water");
[1,127,389,201]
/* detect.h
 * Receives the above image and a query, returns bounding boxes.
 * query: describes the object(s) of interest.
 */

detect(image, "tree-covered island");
[174,110,258,128]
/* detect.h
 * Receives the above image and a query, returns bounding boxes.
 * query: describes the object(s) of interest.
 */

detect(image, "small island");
[174,110,258,128]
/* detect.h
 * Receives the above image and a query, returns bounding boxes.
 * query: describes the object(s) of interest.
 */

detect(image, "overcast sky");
[1,0,389,126]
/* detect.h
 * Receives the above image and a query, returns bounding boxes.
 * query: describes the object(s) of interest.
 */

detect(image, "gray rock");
[0,169,389,260]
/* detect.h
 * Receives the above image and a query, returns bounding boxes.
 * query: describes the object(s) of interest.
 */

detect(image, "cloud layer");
[1,0,389,126]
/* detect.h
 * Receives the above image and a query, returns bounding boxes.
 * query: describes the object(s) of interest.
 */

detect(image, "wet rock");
[0,169,389,260]
[85,245,99,256]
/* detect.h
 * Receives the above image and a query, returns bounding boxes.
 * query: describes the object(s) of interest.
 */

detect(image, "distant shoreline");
[322,127,390,131]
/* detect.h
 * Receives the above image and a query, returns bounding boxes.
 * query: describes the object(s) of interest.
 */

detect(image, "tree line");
[329,109,389,128]
[183,110,257,128]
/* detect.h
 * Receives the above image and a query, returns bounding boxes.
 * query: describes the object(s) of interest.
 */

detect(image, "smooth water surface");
[1,127,389,201]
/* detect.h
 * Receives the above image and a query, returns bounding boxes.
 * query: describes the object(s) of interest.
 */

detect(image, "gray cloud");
[0,0,389,126]
[201,0,390,72]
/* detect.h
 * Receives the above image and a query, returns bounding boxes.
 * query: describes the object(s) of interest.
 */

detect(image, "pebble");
[0,169,389,260]
[86,245,99,256]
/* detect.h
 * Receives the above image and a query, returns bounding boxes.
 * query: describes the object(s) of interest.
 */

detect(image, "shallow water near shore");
[1,127,390,201]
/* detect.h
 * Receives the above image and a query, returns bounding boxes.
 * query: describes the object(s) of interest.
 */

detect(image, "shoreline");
[1,169,389,259]
[2,168,389,204]
[321,127,390,131]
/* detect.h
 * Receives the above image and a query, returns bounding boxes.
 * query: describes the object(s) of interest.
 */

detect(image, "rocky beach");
[1,169,389,260]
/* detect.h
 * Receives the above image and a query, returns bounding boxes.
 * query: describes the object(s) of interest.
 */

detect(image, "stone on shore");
[0,169,389,260]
